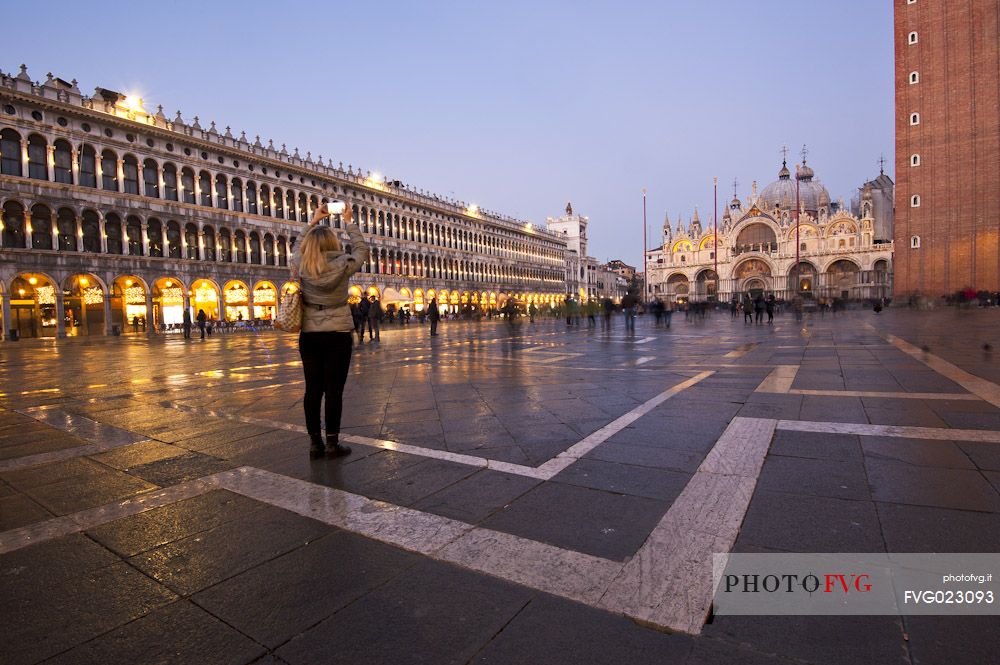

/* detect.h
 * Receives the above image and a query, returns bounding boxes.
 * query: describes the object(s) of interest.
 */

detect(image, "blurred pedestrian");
[197,309,207,339]
[428,297,440,336]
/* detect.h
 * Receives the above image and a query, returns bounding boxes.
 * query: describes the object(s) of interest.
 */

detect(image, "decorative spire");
[224,125,233,138]
[16,64,31,81]
[267,139,275,150]
[174,110,185,125]
[662,211,670,229]
[254,134,263,147]
[191,115,202,130]
[239,130,247,142]
[208,120,217,134]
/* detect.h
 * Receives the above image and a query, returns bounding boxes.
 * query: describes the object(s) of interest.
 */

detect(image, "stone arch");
[191,277,221,320]
[252,280,278,321]
[10,271,60,337]
[61,273,108,336]
[222,279,250,322]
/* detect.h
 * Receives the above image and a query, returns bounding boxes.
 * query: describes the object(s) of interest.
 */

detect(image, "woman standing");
[291,203,369,458]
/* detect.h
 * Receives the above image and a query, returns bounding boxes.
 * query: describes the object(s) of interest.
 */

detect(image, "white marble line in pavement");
[0,475,223,554]
[534,371,715,477]
[754,365,799,393]
[789,388,980,401]
[753,365,982,401]
[880,330,1000,409]
[0,407,152,473]
[597,417,778,634]
[160,371,714,481]
[777,419,1000,443]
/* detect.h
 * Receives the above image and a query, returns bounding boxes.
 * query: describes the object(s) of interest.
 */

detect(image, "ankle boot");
[308,433,326,458]
[325,434,352,457]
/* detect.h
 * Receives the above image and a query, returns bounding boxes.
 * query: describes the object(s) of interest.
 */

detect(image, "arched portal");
[223,280,250,322]
[825,259,860,298]
[788,261,817,294]
[192,279,221,320]
[153,277,187,327]
[253,280,277,321]
[61,274,106,336]
[695,269,718,300]
[10,273,58,338]
[112,275,148,333]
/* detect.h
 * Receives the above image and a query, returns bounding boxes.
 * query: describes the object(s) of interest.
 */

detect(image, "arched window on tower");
[0,128,21,176]
[199,171,212,206]
[143,159,159,197]
[105,213,123,254]
[81,210,101,252]
[180,167,195,203]
[57,208,76,251]
[122,155,139,194]
[185,223,199,259]
[216,174,228,209]
[231,178,243,212]
[163,164,178,200]
[78,144,96,187]
[101,150,118,191]
[27,134,47,180]
[53,139,73,184]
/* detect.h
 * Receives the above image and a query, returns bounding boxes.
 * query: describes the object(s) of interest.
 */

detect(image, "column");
[116,159,125,192]
[55,290,67,338]
[103,287,113,335]
[50,214,59,250]
[71,148,80,184]
[180,225,188,258]
[99,214,108,253]
[194,174,202,204]
[75,216,84,252]
[1,292,11,341]
[247,286,255,322]
[144,291,154,337]
[45,144,54,182]
[141,220,149,256]
[209,172,218,207]
[23,211,33,248]
[157,165,165,198]
[20,139,28,174]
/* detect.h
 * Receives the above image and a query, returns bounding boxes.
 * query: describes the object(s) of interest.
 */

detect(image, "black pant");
[182,323,191,339]
[198,323,206,339]
[430,318,438,335]
[299,331,353,437]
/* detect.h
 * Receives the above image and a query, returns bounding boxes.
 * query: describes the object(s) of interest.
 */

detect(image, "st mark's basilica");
[645,155,895,304]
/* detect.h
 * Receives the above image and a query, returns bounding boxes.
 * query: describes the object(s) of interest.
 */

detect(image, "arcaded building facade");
[0,65,568,338]
[894,0,1000,295]
[646,159,894,303]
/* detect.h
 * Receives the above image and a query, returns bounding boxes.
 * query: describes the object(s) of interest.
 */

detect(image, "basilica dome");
[759,161,832,214]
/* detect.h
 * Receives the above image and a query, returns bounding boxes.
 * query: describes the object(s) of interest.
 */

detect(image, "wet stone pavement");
[2,308,1000,664]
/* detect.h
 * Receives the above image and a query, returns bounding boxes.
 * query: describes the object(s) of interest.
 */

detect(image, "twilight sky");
[10,0,894,267]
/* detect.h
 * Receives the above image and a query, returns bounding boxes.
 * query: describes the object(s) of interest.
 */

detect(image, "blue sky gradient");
[9,0,894,266]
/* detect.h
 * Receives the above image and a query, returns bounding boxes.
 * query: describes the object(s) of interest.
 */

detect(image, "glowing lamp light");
[80,277,89,287]
[165,280,173,288]
[122,94,144,112]
[28,277,37,285]
[125,279,133,287]
[18,288,25,297]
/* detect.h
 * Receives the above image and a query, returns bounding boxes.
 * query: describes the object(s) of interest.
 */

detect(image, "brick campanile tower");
[894,0,1000,296]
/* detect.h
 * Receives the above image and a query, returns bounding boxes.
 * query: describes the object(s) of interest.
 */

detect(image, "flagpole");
[795,163,801,297]
[642,188,648,303]
[713,176,718,299]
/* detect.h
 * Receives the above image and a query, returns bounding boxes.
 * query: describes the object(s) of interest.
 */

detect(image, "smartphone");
[327,201,346,215]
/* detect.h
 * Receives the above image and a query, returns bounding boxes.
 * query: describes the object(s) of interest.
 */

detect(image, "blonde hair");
[299,226,342,278]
